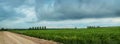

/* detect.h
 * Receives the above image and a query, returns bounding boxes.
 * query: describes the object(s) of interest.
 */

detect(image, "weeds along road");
[0,31,58,44]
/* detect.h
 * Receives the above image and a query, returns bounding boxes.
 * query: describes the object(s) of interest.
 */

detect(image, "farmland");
[10,27,120,44]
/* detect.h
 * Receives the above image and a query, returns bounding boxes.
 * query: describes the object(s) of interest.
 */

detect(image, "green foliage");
[10,27,120,44]
[29,26,47,30]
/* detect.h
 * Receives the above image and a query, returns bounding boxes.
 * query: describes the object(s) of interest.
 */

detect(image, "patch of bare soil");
[0,31,61,44]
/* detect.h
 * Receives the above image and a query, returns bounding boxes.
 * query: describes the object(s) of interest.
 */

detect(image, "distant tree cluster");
[87,26,100,29]
[0,28,8,31]
[75,27,77,29]
[29,26,47,30]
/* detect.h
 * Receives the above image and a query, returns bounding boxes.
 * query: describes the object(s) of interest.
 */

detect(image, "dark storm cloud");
[0,0,120,21]
[36,0,120,21]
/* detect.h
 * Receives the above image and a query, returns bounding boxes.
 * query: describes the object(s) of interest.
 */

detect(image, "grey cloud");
[36,0,120,21]
[0,0,120,28]
[0,0,35,21]
[0,0,120,22]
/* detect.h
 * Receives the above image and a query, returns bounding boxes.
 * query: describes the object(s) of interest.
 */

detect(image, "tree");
[32,27,35,29]
[75,27,77,29]
[37,27,39,30]
[29,27,32,29]
[1,28,5,31]
[44,26,46,29]
[39,26,41,30]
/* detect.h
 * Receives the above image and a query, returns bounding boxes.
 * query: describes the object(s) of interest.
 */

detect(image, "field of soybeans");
[10,27,120,44]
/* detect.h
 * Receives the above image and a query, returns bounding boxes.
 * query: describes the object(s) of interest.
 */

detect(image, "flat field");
[11,27,120,44]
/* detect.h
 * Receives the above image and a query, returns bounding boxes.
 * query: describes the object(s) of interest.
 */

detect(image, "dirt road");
[0,31,59,44]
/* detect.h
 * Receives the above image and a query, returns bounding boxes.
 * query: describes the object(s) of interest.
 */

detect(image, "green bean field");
[11,27,120,44]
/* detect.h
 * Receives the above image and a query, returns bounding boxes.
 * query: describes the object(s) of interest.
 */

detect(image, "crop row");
[11,27,120,44]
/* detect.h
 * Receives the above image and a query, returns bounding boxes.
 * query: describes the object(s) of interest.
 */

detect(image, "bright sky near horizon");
[0,0,120,28]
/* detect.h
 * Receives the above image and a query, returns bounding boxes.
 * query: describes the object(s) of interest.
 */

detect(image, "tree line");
[87,26,101,29]
[29,26,47,30]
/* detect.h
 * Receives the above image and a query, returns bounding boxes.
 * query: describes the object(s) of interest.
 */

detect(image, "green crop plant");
[10,27,120,44]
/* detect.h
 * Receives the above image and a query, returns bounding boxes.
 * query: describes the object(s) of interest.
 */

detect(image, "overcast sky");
[0,0,120,28]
